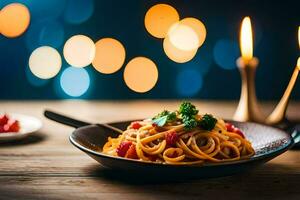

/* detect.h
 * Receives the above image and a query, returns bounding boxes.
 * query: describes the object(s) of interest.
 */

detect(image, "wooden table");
[1,100,300,200]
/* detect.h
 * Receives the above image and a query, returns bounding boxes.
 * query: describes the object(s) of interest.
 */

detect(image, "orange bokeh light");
[144,4,179,38]
[0,3,30,38]
[92,38,126,74]
[124,57,158,93]
[163,36,197,63]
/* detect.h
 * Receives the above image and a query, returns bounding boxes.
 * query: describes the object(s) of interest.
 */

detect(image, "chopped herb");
[198,114,217,130]
[153,110,169,120]
[167,112,177,122]
[152,115,168,127]
[182,116,198,130]
[152,102,217,130]
[179,102,199,130]
[152,110,177,127]
[179,102,198,116]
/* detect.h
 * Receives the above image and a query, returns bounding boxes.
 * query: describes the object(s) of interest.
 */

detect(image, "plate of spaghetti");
[102,102,255,165]
[45,102,297,178]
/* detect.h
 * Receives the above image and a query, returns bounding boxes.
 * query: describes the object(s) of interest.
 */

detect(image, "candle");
[266,26,300,125]
[233,16,264,123]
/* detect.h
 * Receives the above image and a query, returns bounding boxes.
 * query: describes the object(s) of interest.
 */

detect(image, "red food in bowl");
[0,114,20,133]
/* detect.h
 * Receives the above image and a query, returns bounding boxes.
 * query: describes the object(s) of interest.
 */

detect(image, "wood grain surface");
[1,100,300,200]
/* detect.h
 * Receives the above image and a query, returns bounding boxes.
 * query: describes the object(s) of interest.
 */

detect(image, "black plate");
[69,120,295,179]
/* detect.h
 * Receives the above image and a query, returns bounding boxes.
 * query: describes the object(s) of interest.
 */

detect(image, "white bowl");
[0,113,42,142]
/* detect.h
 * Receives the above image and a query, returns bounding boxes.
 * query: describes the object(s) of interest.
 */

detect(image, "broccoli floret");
[198,114,217,130]
[166,112,177,122]
[153,103,217,131]
[179,102,198,116]
[178,102,199,130]
[182,116,198,130]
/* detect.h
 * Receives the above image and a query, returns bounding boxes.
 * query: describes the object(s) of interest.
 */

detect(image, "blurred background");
[0,0,299,100]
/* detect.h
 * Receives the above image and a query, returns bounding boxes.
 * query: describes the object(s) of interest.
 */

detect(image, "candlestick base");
[233,57,265,123]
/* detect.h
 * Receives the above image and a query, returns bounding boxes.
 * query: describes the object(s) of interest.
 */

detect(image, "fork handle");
[44,110,91,128]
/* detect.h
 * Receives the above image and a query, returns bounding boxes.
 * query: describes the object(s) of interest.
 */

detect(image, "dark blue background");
[0,0,299,100]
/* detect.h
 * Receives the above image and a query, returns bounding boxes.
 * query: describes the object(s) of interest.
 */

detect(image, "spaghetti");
[102,102,255,165]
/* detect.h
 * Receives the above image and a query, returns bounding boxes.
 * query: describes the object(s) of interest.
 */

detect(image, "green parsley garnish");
[179,102,199,130]
[152,102,217,131]
[198,114,217,131]
[152,110,177,127]
[179,102,198,116]
[182,116,198,130]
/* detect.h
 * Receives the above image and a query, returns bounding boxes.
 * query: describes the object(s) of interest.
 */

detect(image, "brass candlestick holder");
[234,58,300,126]
[233,18,300,127]
[233,57,264,123]
[266,59,300,125]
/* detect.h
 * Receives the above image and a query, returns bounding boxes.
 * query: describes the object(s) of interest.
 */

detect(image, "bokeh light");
[63,35,95,68]
[124,57,158,93]
[178,18,207,48]
[0,3,30,38]
[163,36,198,63]
[213,39,239,70]
[92,38,126,74]
[176,68,203,97]
[25,21,64,51]
[29,46,62,79]
[60,67,90,97]
[64,0,94,24]
[144,4,180,38]
[167,22,199,51]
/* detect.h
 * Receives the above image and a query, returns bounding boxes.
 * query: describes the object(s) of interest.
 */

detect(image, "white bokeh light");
[163,36,198,63]
[63,35,95,67]
[29,46,62,79]
[179,18,207,48]
[168,23,199,51]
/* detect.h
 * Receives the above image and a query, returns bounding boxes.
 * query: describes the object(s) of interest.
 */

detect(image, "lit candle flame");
[240,17,253,62]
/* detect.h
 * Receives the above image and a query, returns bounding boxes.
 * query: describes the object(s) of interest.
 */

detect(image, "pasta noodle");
[102,102,255,165]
